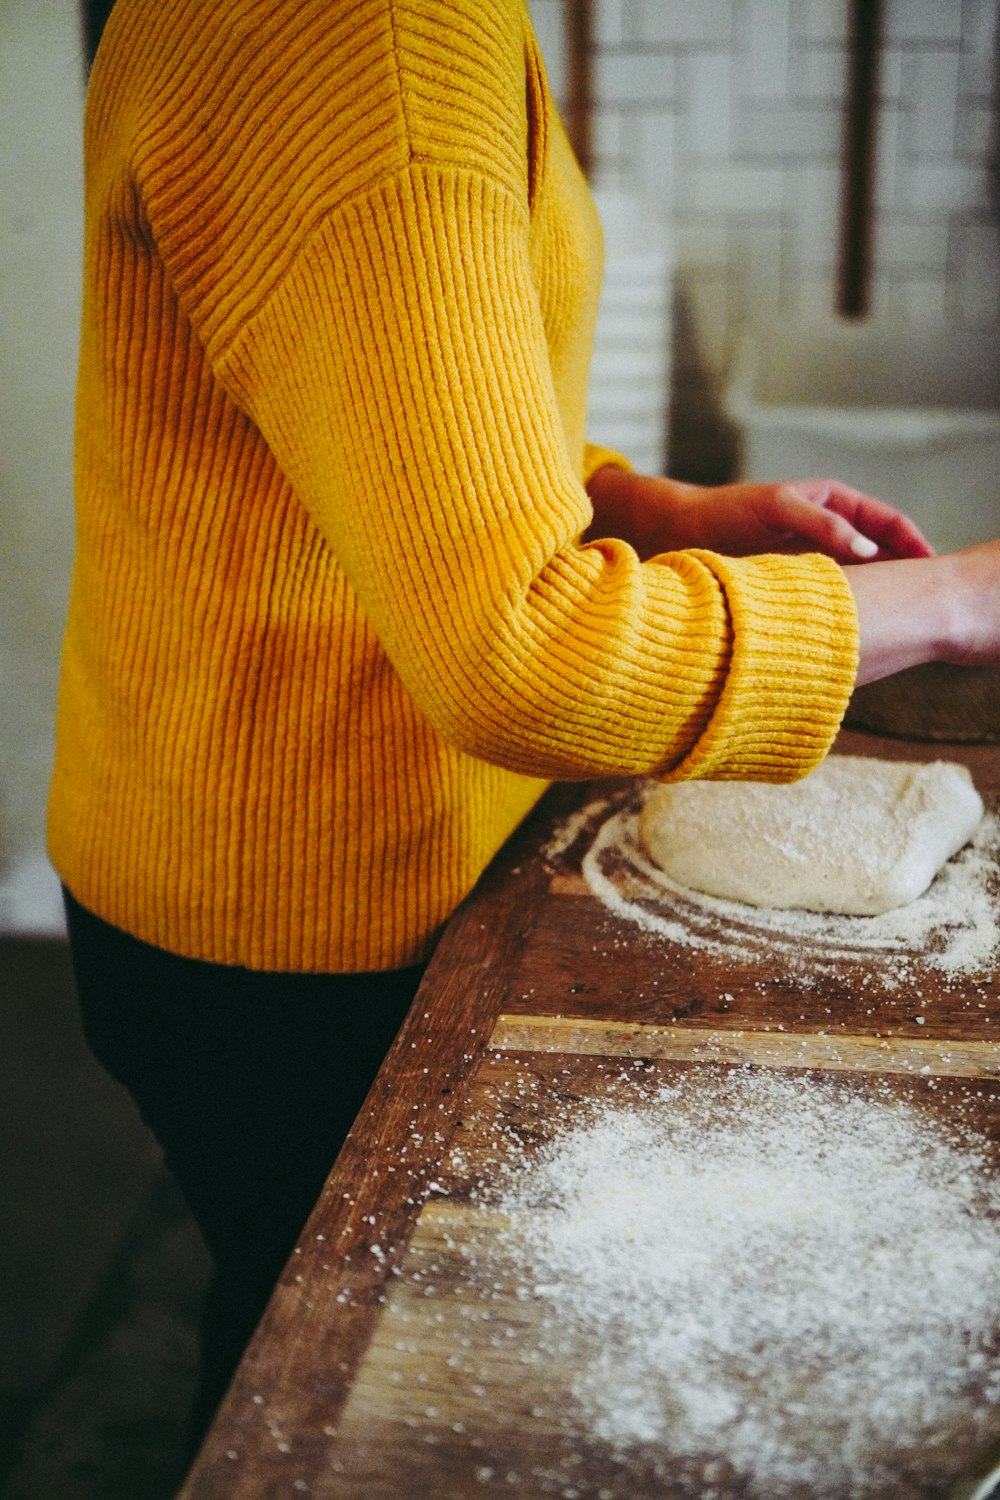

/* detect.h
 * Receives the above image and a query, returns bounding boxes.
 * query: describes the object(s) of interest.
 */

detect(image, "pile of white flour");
[483,1069,1000,1499]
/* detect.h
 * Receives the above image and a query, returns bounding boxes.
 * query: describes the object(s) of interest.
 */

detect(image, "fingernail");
[850,534,879,559]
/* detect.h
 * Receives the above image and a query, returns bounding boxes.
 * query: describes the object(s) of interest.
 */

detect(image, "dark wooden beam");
[838,0,883,318]
[564,0,594,178]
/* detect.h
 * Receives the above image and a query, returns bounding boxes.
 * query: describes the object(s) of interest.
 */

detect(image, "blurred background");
[534,0,999,474]
[0,2,997,1496]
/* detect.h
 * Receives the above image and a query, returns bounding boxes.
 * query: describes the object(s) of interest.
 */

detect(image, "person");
[48,0,1000,1452]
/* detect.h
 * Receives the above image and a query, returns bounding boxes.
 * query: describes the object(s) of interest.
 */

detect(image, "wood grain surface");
[180,729,1000,1499]
[318,1051,1000,1499]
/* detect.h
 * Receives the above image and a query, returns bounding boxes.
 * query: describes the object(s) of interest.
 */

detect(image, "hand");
[585,467,935,563]
[847,539,1000,684]
[669,476,936,562]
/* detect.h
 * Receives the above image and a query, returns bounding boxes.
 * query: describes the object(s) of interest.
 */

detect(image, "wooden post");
[838,0,882,317]
[564,0,594,178]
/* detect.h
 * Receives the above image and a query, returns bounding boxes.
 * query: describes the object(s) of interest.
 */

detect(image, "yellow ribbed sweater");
[48,0,859,972]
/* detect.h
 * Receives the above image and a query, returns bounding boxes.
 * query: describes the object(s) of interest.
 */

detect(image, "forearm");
[846,541,1000,685]
[845,559,951,684]
[589,467,1000,690]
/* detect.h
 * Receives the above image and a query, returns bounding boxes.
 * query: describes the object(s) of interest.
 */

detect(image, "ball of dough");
[638,756,984,917]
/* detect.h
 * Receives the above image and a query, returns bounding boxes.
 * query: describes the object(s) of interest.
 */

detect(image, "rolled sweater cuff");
[662,549,859,785]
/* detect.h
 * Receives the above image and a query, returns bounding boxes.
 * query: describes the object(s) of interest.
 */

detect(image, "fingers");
[770,486,887,562]
[666,477,938,562]
[787,481,936,560]
[828,487,936,559]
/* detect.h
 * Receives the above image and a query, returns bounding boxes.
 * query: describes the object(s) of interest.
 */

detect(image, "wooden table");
[180,729,1000,1499]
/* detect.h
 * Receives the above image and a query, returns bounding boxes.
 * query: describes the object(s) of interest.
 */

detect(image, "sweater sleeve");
[583,444,632,483]
[213,161,857,784]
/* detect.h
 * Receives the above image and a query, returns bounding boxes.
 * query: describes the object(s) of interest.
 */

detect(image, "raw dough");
[638,755,984,916]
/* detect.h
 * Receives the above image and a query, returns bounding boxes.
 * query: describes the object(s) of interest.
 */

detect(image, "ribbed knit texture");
[48,0,859,971]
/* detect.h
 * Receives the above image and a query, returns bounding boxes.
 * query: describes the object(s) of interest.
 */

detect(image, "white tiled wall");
[530,0,1000,481]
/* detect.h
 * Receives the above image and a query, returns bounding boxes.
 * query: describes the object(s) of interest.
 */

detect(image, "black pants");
[62,889,423,1449]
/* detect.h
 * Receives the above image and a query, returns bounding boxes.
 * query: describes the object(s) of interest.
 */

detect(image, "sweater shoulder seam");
[216,158,528,363]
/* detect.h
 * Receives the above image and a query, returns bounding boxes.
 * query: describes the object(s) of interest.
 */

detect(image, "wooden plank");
[312,1197,692,1499]
[499,887,999,1039]
[288,1060,1000,1499]
[448,1049,1000,1179]
[180,733,1000,1497]
[178,790,563,1497]
[507,738,1000,1040]
[489,1013,1000,1078]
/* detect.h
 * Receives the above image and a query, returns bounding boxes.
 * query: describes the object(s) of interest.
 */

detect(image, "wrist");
[845,555,956,685]
[585,467,700,557]
[584,461,634,507]
[583,463,638,545]
[928,554,963,660]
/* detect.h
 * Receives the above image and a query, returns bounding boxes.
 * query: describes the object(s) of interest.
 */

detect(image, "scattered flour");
[553,782,1000,989]
[480,1068,1000,1499]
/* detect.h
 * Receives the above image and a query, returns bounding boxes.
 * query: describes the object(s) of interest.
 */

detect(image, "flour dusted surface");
[477,1067,1000,1499]
[558,780,1000,990]
[639,756,984,916]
